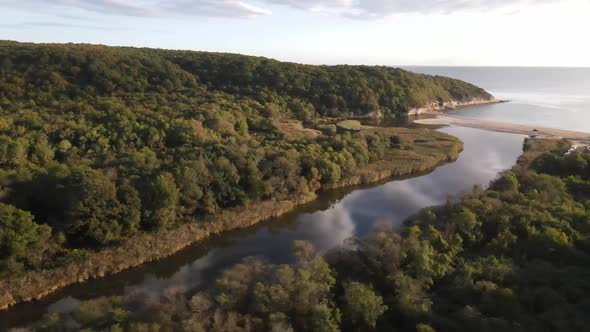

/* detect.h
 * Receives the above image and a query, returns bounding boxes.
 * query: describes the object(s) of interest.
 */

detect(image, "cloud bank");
[0,0,561,19]
[267,0,561,18]
[0,0,272,18]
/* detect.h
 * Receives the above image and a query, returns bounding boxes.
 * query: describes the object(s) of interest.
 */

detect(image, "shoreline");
[407,98,504,116]
[0,129,462,311]
[414,112,590,142]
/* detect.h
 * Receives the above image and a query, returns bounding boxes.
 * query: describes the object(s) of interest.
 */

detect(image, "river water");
[0,125,526,329]
[8,66,587,328]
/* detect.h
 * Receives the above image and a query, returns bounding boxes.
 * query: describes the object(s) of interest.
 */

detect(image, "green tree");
[175,162,206,214]
[64,169,122,245]
[494,171,519,192]
[0,203,54,274]
[393,273,432,319]
[343,281,387,328]
[451,207,481,244]
[142,172,180,229]
[117,180,141,235]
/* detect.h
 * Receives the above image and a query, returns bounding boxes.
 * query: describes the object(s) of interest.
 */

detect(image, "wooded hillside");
[0,41,476,281]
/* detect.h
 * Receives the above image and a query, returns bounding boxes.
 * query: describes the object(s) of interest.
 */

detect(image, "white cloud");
[0,0,563,19]
[70,0,151,16]
[162,0,272,18]
[0,0,271,18]
[262,0,563,18]
[266,0,352,12]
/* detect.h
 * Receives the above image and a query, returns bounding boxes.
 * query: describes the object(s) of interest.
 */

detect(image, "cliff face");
[407,98,500,115]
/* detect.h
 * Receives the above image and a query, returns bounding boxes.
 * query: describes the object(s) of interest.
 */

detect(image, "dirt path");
[414,112,590,143]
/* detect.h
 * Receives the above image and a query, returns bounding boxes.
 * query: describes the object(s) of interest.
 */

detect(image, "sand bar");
[414,112,590,143]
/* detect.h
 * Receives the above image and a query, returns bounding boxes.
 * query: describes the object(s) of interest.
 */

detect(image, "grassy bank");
[326,127,463,189]
[22,137,590,332]
[0,127,462,311]
[0,41,489,313]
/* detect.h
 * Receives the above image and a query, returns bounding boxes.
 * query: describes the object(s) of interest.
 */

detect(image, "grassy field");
[336,119,374,131]
[273,120,322,140]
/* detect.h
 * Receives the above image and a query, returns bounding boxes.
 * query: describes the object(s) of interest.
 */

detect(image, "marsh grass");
[273,120,322,140]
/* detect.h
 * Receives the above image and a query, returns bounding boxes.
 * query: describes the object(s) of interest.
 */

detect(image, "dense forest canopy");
[0,41,477,278]
[0,41,491,118]
[2,41,586,332]
[31,140,590,332]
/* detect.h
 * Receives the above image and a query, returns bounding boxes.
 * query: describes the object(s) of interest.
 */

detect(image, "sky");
[0,0,589,67]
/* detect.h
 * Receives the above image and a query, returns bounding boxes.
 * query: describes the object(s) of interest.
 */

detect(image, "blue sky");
[1,0,589,66]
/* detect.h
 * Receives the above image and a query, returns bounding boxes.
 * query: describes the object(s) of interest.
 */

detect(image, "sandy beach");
[414,112,590,143]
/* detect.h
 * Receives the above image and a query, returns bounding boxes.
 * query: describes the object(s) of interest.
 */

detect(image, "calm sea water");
[405,67,590,133]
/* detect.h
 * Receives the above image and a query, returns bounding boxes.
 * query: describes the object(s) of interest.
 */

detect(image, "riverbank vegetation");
[0,41,474,306]
[31,138,590,331]
[0,127,461,312]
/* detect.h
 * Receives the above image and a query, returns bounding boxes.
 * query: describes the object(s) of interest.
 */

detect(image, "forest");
[30,140,590,332]
[0,41,480,282]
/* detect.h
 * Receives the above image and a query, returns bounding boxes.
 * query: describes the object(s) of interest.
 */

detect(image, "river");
[0,125,526,329]
[11,65,584,328]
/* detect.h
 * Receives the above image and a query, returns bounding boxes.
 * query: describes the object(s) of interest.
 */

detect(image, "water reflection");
[299,126,525,238]
[1,126,525,329]
[119,126,524,301]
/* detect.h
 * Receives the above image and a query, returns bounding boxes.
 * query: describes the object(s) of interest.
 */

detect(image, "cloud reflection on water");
[43,126,526,313]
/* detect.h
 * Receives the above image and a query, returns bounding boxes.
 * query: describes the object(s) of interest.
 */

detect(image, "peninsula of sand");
[414,112,590,143]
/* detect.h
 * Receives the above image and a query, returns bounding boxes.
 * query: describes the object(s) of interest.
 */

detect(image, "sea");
[404,66,590,133]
